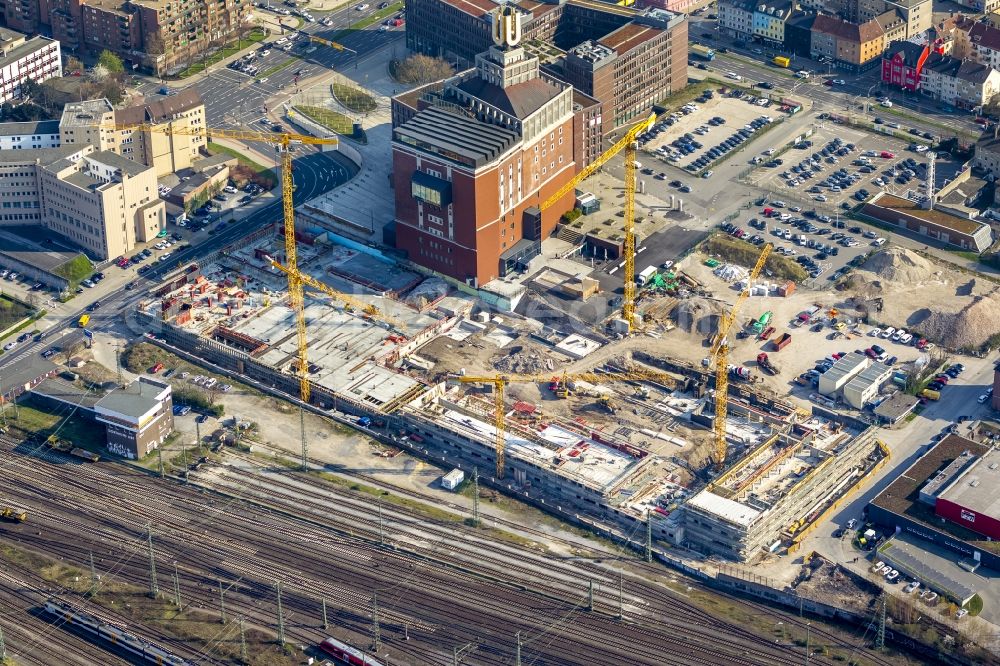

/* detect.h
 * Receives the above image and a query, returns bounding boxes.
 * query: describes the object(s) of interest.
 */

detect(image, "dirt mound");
[860,248,932,284]
[918,292,1000,350]
[673,298,728,335]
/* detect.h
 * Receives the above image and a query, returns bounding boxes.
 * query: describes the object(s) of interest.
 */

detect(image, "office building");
[391,6,579,285]
[0,28,61,103]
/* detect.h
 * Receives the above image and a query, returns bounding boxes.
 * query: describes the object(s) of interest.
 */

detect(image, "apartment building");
[881,39,930,91]
[752,0,797,47]
[920,52,1000,109]
[0,143,165,259]
[0,28,61,104]
[719,0,756,39]
[0,119,60,149]
[13,0,251,75]
[60,91,206,177]
[811,14,885,71]
[851,0,930,38]
[953,17,1000,71]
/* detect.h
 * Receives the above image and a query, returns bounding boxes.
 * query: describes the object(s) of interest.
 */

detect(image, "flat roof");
[873,392,919,421]
[687,489,762,527]
[937,447,1000,518]
[1,355,56,397]
[598,21,664,53]
[867,193,986,236]
[394,105,519,168]
[871,434,999,548]
[0,144,83,166]
[0,225,89,273]
[95,377,168,417]
[32,376,104,411]
[88,150,151,177]
[0,36,57,72]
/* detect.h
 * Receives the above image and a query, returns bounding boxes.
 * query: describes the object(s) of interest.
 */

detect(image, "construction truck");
[728,364,753,381]
[757,353,779,375]
[749,311,773,335]
[1,506,27,523]
[598,395,618,413]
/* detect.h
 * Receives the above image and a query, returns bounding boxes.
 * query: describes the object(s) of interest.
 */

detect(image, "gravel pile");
[860,248,933,284]
[918,293,1000,350]
[674,298,727,335]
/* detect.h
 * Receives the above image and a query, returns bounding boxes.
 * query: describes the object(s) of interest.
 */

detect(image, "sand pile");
[860,248,933,284]
[918,293,1000,350]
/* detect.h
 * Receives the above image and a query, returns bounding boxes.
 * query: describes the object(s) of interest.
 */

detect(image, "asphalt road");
[137,3,404,128]
[687,15,981,139]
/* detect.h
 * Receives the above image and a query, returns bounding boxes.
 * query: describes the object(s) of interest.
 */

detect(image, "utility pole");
[146,523,159,598]
[645,511,652,563]
[515,631,521,666]
[88,551,97,597]
[115,343,124,387]
[157,447,164,477]
[588,579,594,611]
[618,568,624,622]
[239,616,248,663]
[371,592,381,652]
[299,406,308,471]
[472,467,480,527]
[181,432,189,484]
[195,419,202,454]
[276,580,285,646]
[378,497,385,546]
[875,594,886,650]
[219,579,227,623]
[805,622,811,666]
[173,562,181,607]
[321,597,328,629]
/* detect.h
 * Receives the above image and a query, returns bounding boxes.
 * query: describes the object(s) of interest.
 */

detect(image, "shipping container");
[441,469,465,491]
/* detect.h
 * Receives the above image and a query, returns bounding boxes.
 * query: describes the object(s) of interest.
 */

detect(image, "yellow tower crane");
[112,122,339,402]
[708,243,772,469]
[537,112,656,332]
[453,368,677,479]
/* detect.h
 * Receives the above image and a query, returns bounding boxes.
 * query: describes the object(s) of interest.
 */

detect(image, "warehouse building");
[818,352,868,397]
[843,361,892,409]
[868,433,1000,570]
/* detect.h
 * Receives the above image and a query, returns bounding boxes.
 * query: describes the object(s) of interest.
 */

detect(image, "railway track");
[0,434,907,665]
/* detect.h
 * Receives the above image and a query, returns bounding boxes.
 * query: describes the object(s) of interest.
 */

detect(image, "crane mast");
[709,243,772,468]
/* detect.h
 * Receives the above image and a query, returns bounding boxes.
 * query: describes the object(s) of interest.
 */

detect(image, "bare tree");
[392,54,454,84]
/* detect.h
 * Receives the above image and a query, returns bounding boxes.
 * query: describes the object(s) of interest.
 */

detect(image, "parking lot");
[638,90,781,178]
[751,124,934,209]
[721,198,876,283]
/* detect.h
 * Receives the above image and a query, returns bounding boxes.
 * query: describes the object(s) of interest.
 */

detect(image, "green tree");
[97,49,125,75]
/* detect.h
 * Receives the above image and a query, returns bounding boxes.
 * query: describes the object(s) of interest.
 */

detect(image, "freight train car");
[42,598,191,665]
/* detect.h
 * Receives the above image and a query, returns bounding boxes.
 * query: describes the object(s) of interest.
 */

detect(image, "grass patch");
[258,55,298,79]
[0,293,34,330]
[175,28,267,78]
[949,249,982,263]
[966,593,984,616]
[332,83,376,113]
[328,1,403,40]
[293,104,356,136]
[206,142,277,187]
[0,543,301,665]
[703,233,808,281]
[656,80,715,110]
[4,399,107,451]
[53,254,93,289]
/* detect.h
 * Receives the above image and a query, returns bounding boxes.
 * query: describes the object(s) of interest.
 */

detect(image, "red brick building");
[881,40,929,91]
[392,7,580,286]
